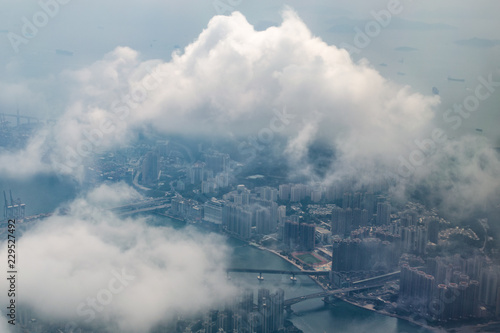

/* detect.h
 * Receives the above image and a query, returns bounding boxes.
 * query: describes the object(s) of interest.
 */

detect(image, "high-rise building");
[203,198,224,225]
[480,267,499,306]
[141,151,159,185]
[290,185,302,202]
[376,202,391,226]
[342,192,352,209]
[362,192,375,214]
[254,288,285,333]
[201,179,217,194]
[222,203,252,239]
[270,289,285,331]
[237,207,252,240]
[278,205,286,224]
[279,184,291,201]
[217,311,229,332]
[427,217,439,244]
[255,207,272,235]
[258,186,278,202]
[299,223,316,251]
[204,152,229,173]
[325,185,342,202]
[222,203,237,234]
[190,162,205,184]
[311,189,322,203]
[283,221,300,249]
[353,192,362,209]
[331,207,353,236]
[332,238,395,273]
[215,172,229,188]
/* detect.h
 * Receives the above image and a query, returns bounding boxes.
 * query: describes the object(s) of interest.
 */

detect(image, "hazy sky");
[0,0,499,138]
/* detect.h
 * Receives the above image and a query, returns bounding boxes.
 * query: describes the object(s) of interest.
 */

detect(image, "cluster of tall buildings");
[399,254,500,322]
[329,192,392,237]
[171,182,321,250]
[168,155,500,326]
[331,237,397,274]
[278,183,324,203]
[171,196,203,220]
[331,206,370,237]
[330,208,445,288]
[222,203,254,239]
[282,221,316,251]
[346,209,441,258]
[141,148,230,190]
[278,183,391,205]
[221,186,279,239]
[202,288,284,333]
[190,152,231,193]
[171,185,280,240]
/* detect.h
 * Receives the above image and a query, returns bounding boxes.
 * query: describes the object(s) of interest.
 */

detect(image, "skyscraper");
[204,151,229,173]
[279,184,291,201]
[376,202,391,226]
[190,162,205,184]
[141,151,159,185]
[299,223,316,251]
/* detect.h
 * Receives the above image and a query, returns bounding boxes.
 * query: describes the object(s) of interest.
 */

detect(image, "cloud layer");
[0,184,235,332]
[0,9,498,218]
[1,10,438,176]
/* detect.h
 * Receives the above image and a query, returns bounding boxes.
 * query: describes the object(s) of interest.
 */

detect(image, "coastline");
[165,216,491,333]
[248,240,443,332]
[336,296,442,333]
[155,211,185,222]
[250,242,330,290]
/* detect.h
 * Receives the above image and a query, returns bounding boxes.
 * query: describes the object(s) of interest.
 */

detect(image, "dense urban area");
[1,118,499,333]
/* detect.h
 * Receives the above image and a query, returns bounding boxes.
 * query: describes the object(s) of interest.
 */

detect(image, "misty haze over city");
[0,1,499,332]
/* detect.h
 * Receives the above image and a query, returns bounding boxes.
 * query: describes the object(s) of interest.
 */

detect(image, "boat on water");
[448,76,465,82]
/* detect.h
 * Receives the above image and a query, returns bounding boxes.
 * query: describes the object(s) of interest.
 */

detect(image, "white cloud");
[402,135,500,219]
[0,184,236,332]
[0,10,438,177]
[85,182,143,209]
[0,8,497,217]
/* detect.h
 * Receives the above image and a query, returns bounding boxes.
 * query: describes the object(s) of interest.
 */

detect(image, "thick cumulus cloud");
[85,181,143,209]
[399,135,500,220]
[0,8,498,217]
[0,9,439,180]
[0,184,236,332]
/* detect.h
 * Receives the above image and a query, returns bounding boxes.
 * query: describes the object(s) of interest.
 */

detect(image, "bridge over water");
[226,268,329,277]
[0,112,56,125]
[227,268,400,309]
[110,198,170,216]
[284,283,384,307]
